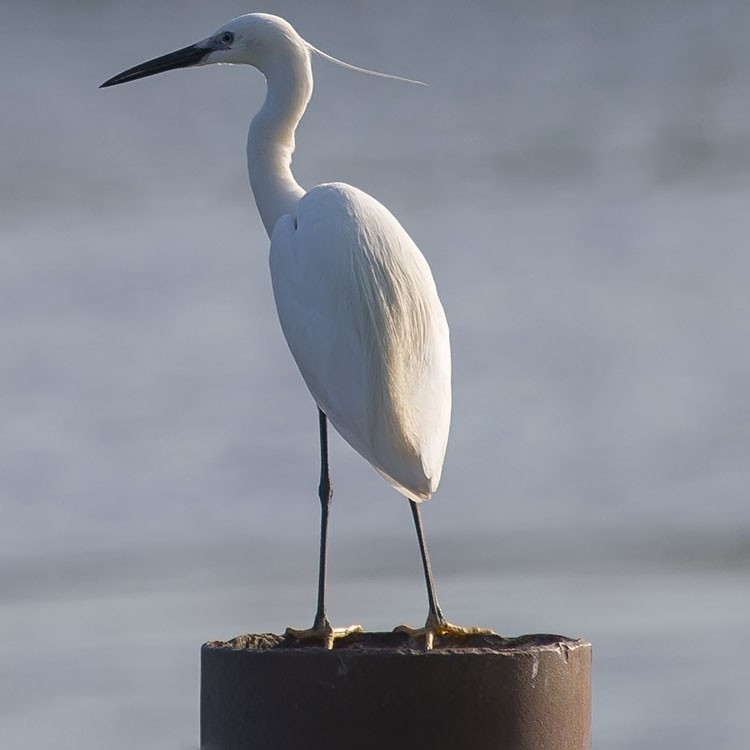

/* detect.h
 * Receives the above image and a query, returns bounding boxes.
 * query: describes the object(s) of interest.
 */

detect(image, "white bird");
[101,13,492,649]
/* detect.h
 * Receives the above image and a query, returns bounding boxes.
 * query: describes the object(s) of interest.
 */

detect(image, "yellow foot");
[394,613,496,650]
[285,621,362,650]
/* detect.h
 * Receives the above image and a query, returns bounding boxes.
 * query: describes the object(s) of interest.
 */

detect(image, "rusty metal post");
[200,632,591,750]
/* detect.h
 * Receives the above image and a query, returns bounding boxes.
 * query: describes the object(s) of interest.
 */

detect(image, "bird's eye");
[220,31,234,45]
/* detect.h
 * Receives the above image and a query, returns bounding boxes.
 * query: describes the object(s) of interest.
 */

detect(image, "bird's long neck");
[247,45,312,238]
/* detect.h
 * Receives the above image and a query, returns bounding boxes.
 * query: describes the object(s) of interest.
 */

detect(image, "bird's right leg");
[394,500,495,649]
[285,409,362,649]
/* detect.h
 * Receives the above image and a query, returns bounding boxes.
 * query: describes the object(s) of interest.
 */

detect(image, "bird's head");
[100,13,307,88]
[100,12,424,90]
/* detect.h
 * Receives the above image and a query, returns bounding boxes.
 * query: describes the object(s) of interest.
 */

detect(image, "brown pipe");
[201,632,591,750]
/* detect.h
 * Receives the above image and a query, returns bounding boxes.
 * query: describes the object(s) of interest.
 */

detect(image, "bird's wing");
[269,183,451,501]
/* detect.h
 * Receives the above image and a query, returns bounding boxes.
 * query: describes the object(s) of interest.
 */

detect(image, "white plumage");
[270,182,450,500]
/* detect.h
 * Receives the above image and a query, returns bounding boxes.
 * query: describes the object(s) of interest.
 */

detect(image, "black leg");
[395,501,495,647]
[409,500,446,626]
[285,408,362,647]
[313,408,332,630]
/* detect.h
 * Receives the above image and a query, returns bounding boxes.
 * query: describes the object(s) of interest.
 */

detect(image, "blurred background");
[2,0,749,747]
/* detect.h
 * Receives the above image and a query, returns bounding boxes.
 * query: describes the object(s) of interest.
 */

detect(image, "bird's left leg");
[285,409,362,649]
[394,500,495,649]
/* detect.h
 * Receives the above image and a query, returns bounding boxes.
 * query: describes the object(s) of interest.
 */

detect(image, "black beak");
[100,43,211,88]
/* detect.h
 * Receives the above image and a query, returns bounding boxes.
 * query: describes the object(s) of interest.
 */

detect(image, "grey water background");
[2,0,749,747]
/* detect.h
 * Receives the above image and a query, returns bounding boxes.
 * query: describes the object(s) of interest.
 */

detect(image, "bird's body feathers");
[270,182,450,500]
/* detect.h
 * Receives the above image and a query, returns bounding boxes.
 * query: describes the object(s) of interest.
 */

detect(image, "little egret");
[101,13,492,649]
